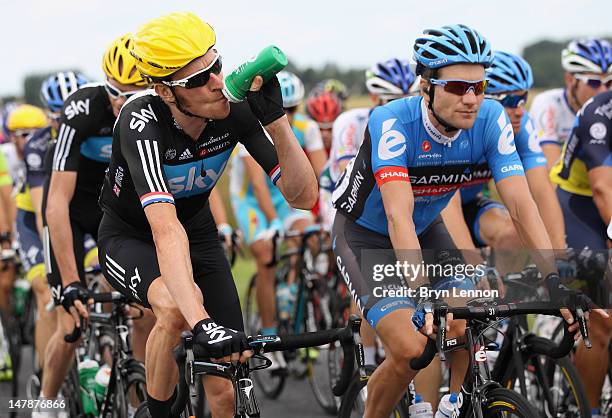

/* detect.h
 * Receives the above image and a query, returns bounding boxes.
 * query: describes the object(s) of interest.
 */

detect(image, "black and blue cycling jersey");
[99,91,281,236]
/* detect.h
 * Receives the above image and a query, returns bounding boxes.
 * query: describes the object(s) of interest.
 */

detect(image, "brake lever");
[575,307,591,349]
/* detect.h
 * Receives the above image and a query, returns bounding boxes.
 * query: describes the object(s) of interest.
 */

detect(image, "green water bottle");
[13,278,30,316]
[222,45,288,103]
[78,358,99,415]
[93,363,111,405]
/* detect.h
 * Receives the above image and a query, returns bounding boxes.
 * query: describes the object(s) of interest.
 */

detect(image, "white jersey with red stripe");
[529,88,576,147]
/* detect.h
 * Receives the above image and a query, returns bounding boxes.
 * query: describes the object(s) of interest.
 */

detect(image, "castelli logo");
[422,140,431,152]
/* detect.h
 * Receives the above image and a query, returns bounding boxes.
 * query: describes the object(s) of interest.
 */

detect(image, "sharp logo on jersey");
[64,99,90,120]
[496,111,516,155]
[422,140,431,152]
[129,105,158,132]
[374,166,409,186]
[179,148,193,160]
[377,118,406,160]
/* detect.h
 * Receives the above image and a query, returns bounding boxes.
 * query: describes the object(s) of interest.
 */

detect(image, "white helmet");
[277,71,305,108]
[561,38,612,74]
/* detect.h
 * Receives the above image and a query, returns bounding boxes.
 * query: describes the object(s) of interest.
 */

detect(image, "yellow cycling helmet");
[131,12,216,79]
[7,105,47,131]
[102,34,147,86]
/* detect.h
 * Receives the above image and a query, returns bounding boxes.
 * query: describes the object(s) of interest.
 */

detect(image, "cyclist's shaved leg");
[575,314,612,408]
[0,265,16,312]
[352,302,377,364]
[414,357,442,410]
[31,274,55,366]
[145,277,193,400]
[202,374,236,417]
[365,309,427,418]
[478,207,526,272]
[41,309,79,397]
[131,308,156,364]
[251,239,276,330]
[286,217,312,285]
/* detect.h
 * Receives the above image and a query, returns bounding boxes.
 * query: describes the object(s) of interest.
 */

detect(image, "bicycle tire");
[481,387,542,417]
[504,352,589,417]
[111,359,147,418]
[337,365,409,418]
[244,273,287,399]
[304,283,339,415]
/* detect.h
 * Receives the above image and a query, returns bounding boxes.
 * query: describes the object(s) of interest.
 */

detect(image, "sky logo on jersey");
[378,118,406,160]
[129,105,158,133]
[64,99,90,120]
[164,150,231,197]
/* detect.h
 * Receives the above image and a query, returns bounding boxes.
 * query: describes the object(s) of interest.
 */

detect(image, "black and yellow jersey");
[550,91,612,197]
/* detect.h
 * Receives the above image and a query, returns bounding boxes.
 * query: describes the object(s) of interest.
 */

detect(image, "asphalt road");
[0,346,335,418]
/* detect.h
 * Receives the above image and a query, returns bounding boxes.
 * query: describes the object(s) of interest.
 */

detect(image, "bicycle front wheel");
[337,365,409,418]
[482,387,542,417]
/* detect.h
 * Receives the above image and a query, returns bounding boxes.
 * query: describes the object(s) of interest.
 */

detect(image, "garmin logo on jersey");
[335,255,362,312]
[501,164,523,173]
[129,105,158,133]
[64,99,90,120]
[378,118,406,160]
[338,170,364,213]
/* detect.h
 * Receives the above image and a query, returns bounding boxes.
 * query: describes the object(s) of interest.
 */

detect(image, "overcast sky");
[2,0,611,96]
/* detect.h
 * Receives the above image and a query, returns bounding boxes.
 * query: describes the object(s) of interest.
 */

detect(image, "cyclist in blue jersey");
[229,70,326,370]
[441,51,567,254]
[331,24,587,417]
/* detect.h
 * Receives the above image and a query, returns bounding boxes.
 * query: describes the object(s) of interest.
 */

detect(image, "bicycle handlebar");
[409,301,583,370]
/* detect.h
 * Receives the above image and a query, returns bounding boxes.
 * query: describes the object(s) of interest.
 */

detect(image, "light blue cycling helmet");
[277,71,305,108]
[40,71,89,113]
[366,58,417,99]
[413,24,493,72]
[562,38,612,74]
[486,51,533,94]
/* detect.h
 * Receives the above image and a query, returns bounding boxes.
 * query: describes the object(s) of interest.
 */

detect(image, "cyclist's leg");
[191,220,244,415]
[15,209,55,366]
[234,199,276,332]
[281,205,314,285]
[41,221,87,398]
[332,213,425,417]
[464,196,526,273]
[558,188,611,411]
[418,217,470,400]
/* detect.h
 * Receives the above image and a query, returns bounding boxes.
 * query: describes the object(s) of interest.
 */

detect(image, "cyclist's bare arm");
[589,166,612,227]
[145,202,208,327]
[524,166,567,249]
[46,171,81,286]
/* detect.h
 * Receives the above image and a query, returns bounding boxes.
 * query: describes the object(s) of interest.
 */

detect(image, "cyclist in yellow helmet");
[36,34,149,414]
[98,12,317,418]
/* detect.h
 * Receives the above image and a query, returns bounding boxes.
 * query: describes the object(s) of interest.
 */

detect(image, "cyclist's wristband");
[217,223,233,237]
[0,232,11,244]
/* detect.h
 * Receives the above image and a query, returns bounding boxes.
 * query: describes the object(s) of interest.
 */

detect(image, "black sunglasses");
[162,53,223,89]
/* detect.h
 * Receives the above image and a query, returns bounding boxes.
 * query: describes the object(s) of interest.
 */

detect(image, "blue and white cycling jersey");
[460,112,547,203]
[332,96,525,235]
